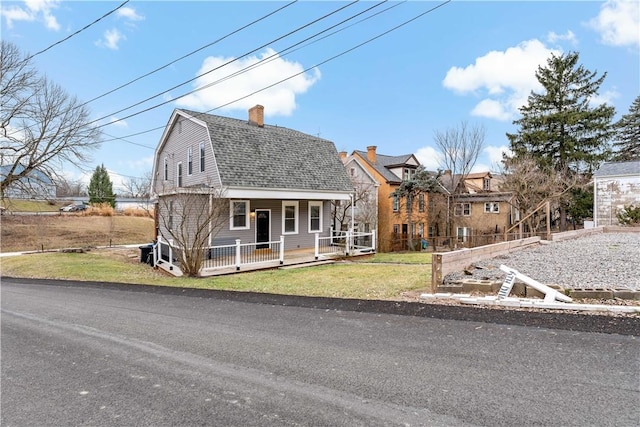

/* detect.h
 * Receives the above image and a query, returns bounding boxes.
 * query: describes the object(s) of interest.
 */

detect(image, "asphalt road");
[2,278,639,427]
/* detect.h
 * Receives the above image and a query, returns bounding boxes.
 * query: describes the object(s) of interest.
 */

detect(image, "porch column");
[235,239,241,271]
[372,229,377,252]
[314,233,319,260]
[279,236,285,264]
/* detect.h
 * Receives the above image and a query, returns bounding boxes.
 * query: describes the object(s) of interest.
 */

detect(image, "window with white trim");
[308,201,322,233]
[230,200,249,230]
[199,142,205,172]
[484,202,500,213]
[457,226,469,242]
[483,177,490,191]
[392,194,399,212]
[163,157,168,181]
[282,201,299,234]
[168,201,174,231]
[418,194,425,212]
[187,147,193,175]
[176,162,183,187]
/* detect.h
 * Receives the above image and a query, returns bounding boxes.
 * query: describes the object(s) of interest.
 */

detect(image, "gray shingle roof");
[354,150,414,184]
[180,109,353,192]
[594,160,640,177]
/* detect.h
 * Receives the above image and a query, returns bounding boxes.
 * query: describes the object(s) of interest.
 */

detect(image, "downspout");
[350,193,355,232]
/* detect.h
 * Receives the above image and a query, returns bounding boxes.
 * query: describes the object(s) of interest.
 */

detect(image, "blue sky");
[2,0,639,192]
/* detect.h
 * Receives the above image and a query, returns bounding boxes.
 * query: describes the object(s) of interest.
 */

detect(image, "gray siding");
[154,116,220,194]
[595,176,640,226]
[211,199,332,250]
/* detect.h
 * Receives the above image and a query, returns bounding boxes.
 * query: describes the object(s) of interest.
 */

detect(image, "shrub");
[616,204,640,225]
[84,203,115,217]
[123,207,154,218]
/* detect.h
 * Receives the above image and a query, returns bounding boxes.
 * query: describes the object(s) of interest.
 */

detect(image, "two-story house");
[151,106,355,273]
[432,171,515,247]
[350,146,430,251]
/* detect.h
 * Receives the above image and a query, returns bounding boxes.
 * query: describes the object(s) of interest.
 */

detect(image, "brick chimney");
[367,146,377,164]
[248,105,264,127]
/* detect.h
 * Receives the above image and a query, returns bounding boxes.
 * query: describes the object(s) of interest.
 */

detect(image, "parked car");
[59,204,87,212]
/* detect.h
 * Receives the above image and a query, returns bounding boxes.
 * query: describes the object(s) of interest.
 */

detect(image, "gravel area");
[444,232,640,291]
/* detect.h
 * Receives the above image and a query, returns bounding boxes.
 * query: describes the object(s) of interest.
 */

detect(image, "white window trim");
[176,162,183,187]
[187,147,193,176]
[484,202,500,213]
[282,201,299,235]
[308,201,323,233]
[230,200,250,230]
[393,194,399,212]
[163,157,168,181]
[199,142,205,172]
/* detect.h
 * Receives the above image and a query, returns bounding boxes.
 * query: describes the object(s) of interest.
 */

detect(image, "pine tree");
[612,95,640,161]
[88,164,116,208]
[506,51,616,230]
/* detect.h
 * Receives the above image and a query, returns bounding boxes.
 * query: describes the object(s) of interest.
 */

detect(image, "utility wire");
[85,0,360,130]
[101,0,399,146]
[103,0,450,142]
[6,0,297,139]
[23,0,130,63]
[78,1,298,109]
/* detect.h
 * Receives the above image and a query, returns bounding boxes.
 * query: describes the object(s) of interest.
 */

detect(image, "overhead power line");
[85,0,361,130]
[102,0,451,142]
[24,0,130,63]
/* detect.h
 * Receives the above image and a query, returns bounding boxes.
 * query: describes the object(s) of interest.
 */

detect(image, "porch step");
[279,260,335,270]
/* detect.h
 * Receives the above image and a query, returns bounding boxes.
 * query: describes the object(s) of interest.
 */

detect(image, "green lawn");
[0,250,432,300]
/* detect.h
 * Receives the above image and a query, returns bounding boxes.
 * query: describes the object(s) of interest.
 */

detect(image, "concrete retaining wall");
[430,237,541,292]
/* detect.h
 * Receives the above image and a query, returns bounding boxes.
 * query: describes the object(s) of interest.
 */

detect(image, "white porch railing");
[315,229,376,259]
[155,235,285,273]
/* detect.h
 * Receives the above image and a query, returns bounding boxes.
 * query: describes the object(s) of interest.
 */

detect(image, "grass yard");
[0,249,432,300]
[1,212,432,300]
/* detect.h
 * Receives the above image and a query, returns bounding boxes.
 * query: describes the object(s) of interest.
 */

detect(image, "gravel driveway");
[444,232,640,291]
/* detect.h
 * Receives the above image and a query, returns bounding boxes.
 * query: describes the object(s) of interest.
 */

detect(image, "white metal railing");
[315,229,376,259]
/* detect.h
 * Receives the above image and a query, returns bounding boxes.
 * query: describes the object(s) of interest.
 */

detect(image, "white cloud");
[590,89,619,107]
[1,0,59,30]
[415,146,442,171]
[176,48,321,116]
[443,39,560,121]
[123,155,154,171]
[483,145,512,171]
[471,162,491,173]
[587,0,640,47]
[96,28,126,50]
[547,30,577,45]
[109,117,128,128]
[117,7,144,21]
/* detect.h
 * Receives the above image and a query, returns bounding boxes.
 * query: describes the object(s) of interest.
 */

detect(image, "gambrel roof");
[175,109,353,193]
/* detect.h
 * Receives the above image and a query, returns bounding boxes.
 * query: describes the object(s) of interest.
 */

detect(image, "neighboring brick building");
[350,146,430,251]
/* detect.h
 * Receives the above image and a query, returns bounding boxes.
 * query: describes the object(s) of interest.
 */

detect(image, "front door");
[255,210,270,249]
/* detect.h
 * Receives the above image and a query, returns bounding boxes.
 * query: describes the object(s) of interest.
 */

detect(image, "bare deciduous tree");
[434,121,485,243]
[500,154,575,233]
[0,41,101,199]
[122,171,152,198]
[157,187,228,277]
[55,176,86,197]
[332,179,377,232]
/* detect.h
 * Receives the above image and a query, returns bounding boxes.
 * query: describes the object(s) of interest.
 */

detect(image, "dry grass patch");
[1,215,154,252]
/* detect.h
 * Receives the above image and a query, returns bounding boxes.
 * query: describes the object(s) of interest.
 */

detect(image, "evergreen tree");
[88,164,116,208]
[612,95,640,161]
[507,51,616,230]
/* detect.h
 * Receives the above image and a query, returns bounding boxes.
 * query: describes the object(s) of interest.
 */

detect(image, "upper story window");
[163,157,168,181]
[168,201,174,231]
[403,168,416,181]
[484,202,500,213]
[230,200,249,230]
[308,201,323,233]
[406,194,412,213]
[418,194,425,212]
[282,201,299,234]
[392,194,399,212]
[199,142,205,172]
[454,202,470,216]
[187,147,193,175]
[176,162,183,187]
[483,177,491,191]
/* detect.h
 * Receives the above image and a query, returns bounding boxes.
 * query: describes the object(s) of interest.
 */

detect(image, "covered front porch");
[153,230,376,277]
